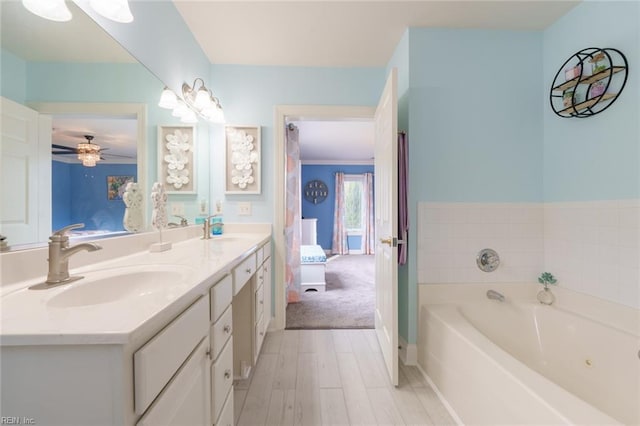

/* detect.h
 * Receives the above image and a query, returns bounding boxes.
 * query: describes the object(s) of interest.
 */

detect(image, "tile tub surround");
[544,200,640,309]
[417,203,544,284]
[418,201,640,309]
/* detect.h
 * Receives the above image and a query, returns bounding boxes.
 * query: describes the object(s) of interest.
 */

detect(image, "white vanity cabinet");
[208,274,234,425]
[232,241,272,378]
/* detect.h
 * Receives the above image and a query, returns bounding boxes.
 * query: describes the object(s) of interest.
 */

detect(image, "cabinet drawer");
[254,315,265,363]
[254,284,264,322]
[134,297,209,415]
[211,338,234,421]
[233,253,256,295]
[210,306,233,360]
[137,337,211,426]
[214,387,234,426]
[210,274,232,322]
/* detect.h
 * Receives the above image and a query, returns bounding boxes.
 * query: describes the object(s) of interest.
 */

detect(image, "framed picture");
[225,125,261,194]
[157,125,196,194]
[107,175,134,200]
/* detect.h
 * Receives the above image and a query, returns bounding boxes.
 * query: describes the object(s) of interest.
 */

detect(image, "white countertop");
[0,232,270,347]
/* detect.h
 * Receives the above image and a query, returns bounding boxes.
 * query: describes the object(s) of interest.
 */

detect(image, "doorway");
[285,119,376,329]
[273,105,375,331]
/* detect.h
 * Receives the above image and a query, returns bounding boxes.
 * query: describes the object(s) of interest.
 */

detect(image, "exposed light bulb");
[89,0,133,23]
[22,0,72,22]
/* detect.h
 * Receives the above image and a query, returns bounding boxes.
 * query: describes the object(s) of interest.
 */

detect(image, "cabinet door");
[262,257,271,333]
[137,337,211,426]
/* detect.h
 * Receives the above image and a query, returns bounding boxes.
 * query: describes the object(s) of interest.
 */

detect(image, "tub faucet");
[46,223,102,285]
[486,289,505,302]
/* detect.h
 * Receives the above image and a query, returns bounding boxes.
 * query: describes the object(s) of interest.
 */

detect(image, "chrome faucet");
[202,215,216,239]
[46,223,102,285]
[168,215,188,228]
[486,289,505,302]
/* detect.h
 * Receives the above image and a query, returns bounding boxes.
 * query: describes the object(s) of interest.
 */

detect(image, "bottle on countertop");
[212,200,224,235]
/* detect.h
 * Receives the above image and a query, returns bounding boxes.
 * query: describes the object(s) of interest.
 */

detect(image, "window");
[344,175,365,232]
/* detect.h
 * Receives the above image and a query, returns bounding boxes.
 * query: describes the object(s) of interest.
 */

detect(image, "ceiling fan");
[52,134,134,166]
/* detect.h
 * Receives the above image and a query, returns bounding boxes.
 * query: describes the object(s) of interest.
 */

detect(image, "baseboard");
[416,363,464,426]
[398,336,418,366]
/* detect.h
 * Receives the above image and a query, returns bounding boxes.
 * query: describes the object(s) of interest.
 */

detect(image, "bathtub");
[418,284,640,425]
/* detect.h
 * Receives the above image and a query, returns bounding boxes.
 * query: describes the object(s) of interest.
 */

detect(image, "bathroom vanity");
[0,227,271,425]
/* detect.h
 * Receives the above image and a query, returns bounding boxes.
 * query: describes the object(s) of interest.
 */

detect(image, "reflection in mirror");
[0,1,171,250]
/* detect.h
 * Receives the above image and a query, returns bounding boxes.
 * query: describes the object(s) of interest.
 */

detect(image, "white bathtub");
[418,284,640,425]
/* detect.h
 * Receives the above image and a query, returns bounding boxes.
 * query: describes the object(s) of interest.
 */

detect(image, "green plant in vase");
[537,272,557,305]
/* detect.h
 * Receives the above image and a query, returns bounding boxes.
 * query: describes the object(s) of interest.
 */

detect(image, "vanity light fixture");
[22,0,133,23]
[158,79,225,124]
[22,0,72,22]
[77,135,101,167]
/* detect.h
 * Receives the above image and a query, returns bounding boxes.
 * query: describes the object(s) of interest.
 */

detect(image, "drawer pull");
[258,275,263,279]
[206,347,212,359]
[245,268,252,274]
[223,324,232,334]
[224,369,232,380]
[259,300,264,305]
[260,331,264,336]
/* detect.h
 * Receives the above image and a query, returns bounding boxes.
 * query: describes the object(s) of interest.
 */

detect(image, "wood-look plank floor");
[235,329,456,426]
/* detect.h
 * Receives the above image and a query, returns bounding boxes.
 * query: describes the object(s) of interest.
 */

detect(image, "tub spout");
[487,289,505,302]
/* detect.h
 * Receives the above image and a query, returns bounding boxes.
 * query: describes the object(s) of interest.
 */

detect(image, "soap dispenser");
[212,200,224,235]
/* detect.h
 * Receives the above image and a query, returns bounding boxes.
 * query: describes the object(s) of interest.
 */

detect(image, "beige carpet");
[286,254,374,329]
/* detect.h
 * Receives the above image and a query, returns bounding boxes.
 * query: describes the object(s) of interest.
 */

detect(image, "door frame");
[272,105,375,330]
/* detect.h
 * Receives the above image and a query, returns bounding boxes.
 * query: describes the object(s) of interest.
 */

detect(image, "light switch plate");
[170,202,185,216]
[238,202,252,216]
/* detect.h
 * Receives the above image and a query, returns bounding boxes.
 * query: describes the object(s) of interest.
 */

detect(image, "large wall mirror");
[0,2,193,250]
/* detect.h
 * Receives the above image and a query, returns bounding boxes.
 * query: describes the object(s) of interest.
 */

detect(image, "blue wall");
[301,164,375,250]
[209,65,385,222]
[52,161,136,231]
[393,28,544,345]
[543,1,639,201]
[1,50,26,104]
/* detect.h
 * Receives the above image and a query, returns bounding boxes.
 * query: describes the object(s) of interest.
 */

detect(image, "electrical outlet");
[170,202,185,216]
[199,199,207,215]
[238,202,252,216]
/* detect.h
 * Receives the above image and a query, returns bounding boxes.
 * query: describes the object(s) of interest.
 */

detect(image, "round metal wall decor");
[549,47,628,118]
[304,180,328,204]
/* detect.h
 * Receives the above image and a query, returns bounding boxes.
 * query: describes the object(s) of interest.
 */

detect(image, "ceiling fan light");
[158,87,178,109]
[89,0,133,23]
[22,0,72,22]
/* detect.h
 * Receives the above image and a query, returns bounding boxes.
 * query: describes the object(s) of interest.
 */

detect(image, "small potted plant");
[537,272,557,305]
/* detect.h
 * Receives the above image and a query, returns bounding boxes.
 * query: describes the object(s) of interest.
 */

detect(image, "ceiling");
[2,1,579,163]
[174,0,579,67]
[174,0,578,162]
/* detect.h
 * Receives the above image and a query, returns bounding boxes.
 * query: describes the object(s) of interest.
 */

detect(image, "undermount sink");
[47,265,194,308]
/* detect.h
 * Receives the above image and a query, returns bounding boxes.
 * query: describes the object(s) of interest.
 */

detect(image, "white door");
[0,97,51,246]
[374,69,398,386]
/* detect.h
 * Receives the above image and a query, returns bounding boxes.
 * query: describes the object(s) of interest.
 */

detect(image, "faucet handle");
[174,215,188,226]
[51,223,85,241]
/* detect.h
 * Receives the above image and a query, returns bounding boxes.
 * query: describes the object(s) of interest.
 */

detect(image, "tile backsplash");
[417,203,544,284]
[417,200,640,309]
